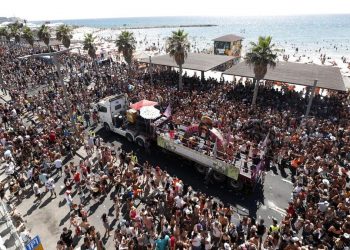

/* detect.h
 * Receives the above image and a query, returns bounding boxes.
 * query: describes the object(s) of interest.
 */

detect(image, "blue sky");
[1,0,350,21]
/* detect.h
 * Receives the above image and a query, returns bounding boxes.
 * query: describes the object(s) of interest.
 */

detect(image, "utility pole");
[305,80,318,118]
[149,55,153,85]
[51,55,71,109]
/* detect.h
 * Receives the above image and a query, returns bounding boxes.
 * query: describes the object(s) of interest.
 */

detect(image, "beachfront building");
[213,34,244,58]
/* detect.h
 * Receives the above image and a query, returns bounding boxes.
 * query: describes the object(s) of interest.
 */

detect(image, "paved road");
[0,91,293,249]
[96,128,293,221]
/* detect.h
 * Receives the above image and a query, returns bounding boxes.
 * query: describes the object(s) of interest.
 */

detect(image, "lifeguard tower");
[213,34,244,58]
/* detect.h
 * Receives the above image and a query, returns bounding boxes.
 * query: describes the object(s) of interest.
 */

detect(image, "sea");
[40,15,350,58]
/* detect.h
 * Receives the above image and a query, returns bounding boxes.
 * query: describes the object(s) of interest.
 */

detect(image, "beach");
[68,21,350,87]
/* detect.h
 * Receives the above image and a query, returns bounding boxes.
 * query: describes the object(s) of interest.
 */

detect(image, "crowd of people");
[0,41,350,250]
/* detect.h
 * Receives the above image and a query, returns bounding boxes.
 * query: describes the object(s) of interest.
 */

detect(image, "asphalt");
[0,90,293,249]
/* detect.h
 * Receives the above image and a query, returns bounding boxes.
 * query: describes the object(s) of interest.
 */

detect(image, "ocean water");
[41,15,350,57]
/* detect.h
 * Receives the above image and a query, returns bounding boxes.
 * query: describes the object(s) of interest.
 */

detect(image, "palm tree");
[56,24,73,49]
[0,27,10,44]
[245,36,277,106]
[38,24,51,51]
[22,26,34,47]
[9,24,21,44]
[115,31,136,66]
[166,29,190,90]
[83,33,96,60]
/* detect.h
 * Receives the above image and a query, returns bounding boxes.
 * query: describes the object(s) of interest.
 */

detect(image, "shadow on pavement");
[24,202,40,216]
[95,128,265,219]
[39,195,54,209]
[59,212,70,226]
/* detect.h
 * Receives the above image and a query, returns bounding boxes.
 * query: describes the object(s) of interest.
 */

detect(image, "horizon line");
[24,12,350,22]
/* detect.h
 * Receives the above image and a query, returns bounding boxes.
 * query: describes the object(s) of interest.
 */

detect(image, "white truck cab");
[96,94,149,147]
[96,94,128,131]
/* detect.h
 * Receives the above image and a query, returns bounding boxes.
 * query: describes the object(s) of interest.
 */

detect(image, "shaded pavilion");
[139,53,235,81]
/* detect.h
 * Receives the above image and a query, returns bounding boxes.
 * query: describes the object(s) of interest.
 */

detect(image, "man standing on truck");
[92,110,99,126]
[83,111,91,128]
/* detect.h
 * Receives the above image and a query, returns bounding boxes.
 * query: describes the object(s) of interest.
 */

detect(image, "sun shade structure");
[130,100,158,111]
[139,53,235,72]
[32,39,80,47]
[223,61,346,91]
[212,34,244,42]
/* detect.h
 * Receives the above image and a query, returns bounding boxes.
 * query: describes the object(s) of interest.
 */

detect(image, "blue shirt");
[156,235,169,250]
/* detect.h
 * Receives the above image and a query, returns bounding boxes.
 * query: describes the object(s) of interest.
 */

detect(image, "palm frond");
[165,29,190,66]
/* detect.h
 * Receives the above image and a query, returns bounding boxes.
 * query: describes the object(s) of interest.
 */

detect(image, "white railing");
[157,134,242,180]
[0,202,24,249]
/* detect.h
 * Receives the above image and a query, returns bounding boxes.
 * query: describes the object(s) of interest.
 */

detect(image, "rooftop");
[223,61,346,91]
[139,53,235,72]
[213,34,244,42]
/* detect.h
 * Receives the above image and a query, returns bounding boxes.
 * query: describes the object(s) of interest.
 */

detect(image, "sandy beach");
[70,25,350,88]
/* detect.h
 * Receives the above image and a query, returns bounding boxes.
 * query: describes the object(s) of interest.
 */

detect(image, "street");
[12,128,292,248]
[0,90,293,249]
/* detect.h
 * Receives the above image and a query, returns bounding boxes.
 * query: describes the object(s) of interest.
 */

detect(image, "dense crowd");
[0,42,350,250]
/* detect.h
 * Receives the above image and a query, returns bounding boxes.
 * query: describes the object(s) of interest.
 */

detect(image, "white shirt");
[318,201,329,212]
[88,137,94,147]
[192,235,202,247]
[45,178,55,190]
[212,222,222,238]
[11,109,17,117]
[4,150,12,159]
[0,138,6,146]
[27,169,33,179]
[54,159,62,169]
[5,162,15,175]
[205,235,212,250]
[33,183,40,195]
[175,196,184,208]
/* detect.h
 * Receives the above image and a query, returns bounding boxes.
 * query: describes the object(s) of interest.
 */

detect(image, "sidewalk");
[0,90,11,103]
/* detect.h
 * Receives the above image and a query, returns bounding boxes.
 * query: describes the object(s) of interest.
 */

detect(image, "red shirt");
[170,236,176,247]
[287,205,296,216]
[73,172,81,183]
[80,165,88,175]
[49,132,56,142]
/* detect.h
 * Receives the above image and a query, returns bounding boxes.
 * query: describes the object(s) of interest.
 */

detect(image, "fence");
[0,202,24,249]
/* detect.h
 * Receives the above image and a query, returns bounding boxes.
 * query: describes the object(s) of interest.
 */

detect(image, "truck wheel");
[104,123,110,132]
[126,134,133,142]
[136,138,145,148]
[195,164,207,175]
[228,179,243,190]
[212,171,226,182]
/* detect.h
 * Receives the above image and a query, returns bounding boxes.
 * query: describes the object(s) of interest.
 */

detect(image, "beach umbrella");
[140,106,161,120]
[130,99,158,110]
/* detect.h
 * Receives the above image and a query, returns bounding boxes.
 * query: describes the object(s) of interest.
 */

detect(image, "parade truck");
[96,94,263,190]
